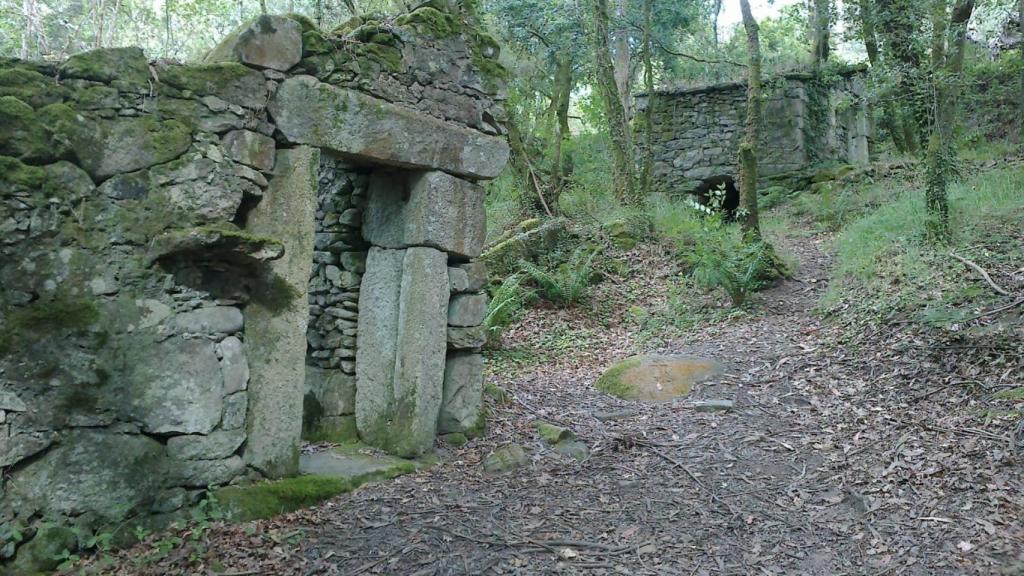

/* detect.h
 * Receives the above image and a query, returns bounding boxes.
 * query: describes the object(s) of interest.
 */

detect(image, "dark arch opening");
[694,175,739,219]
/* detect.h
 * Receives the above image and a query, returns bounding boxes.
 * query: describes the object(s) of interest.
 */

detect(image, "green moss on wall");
[0,155,46,189]
[395,7,461,38]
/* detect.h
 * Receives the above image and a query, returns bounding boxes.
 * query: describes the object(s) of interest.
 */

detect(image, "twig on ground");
[950,253,1011,296]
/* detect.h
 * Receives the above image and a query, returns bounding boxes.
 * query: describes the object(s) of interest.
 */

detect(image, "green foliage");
[825,165,1024,323]
[483,273,534,345]
[688,236,780,306]
[518,246,600,307]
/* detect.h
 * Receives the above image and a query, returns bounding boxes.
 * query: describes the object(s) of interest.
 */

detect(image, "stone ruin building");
[0,5,507,569]
[638,70,871,209]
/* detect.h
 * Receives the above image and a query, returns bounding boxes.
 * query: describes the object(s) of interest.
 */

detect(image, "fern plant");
[483,274,534,346]
[518,247,600,307]
[689,239,776,306]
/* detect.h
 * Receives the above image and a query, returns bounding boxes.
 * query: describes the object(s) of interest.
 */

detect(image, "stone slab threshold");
[215,444,434,522]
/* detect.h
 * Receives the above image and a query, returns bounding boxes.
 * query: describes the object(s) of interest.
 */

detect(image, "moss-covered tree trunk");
[639,0,656,197]
[590,0,637,205]
[877,0,927,154]
[924,0,975,239]
[811,0,832,67]
[550,52,574,208]
[739,0,762,242]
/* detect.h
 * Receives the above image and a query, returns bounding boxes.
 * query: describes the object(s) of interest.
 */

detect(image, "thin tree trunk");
[925,0,975,238]
[811,0,831,67]
[860,0,880,64]
[550,53,573,210]
[639,0,656,197]
[165,0,173,53]
[877,0,925,154]
[591,0,637,205]
[95,0,107,48]
[1019,0,1024,151]
[21,0,31,58]
[612,0,632,122]
[260,0,268,14]
[739,0,762,241]
[712,0,722,46]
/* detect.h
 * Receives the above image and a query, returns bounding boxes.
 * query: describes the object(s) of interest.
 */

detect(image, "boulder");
[269,76,509,180]
[75,117,192,181]
[243,147,318,478]
[222,129,276,171]
[129,337,224,434]
[155,61,268,109]
[481,218,569,277]
[166,306,244,335]
[10,525,78,574]
[596,355,723,402]
[448,293,488,327]
[60,47,149,85]
[364,170,486,259]
[206,15,303,71]
[534,421,573,445]
[447,325,486,350]
[438,352,484,434]
[5,430,165,522]
[166,430,245,460]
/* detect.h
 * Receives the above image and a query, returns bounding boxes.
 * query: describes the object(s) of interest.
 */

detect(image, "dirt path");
[275,225,1021,575]
[95,223,1024,575]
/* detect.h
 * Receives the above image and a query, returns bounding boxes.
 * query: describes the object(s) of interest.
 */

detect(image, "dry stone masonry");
[638,70,870,198]
[0,5,507,571]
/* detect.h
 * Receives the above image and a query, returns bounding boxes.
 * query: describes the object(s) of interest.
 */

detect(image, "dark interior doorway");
[693,175,739,219]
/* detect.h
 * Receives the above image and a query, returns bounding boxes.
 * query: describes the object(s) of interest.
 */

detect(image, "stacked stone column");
[356,171,488,457]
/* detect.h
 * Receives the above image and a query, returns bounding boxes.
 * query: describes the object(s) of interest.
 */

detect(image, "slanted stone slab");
[364,170,486,259]
[269,76,509,180]
[206,15,303,71]
[439,352,484,434]
[222,129,276,171]
[298,444,418,481]
[356,246,449,457]
[243,146,318,478]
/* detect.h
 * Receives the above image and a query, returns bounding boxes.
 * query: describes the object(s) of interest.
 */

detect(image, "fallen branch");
[950,252,1011,296]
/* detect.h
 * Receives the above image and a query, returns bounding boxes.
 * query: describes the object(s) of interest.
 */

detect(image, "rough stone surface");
[206,15,303,71]
[243,147,318,478]
[356,247,449,457]
[439,352,484,434]
[76,117,193,181]
[448,293,489,327]
[447,325,487,350]
[638,72,870,197]
[5,430,165,521]
[167,306,244,335]
[364,170,486,259]
[270,76,509,180]
[483,444,529,473]
[222,129,277,171]
[219,336,250,395]
[129,337,224,434]
[167,430,246,460]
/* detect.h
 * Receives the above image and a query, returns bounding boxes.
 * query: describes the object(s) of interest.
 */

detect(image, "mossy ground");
[214,476,355,522]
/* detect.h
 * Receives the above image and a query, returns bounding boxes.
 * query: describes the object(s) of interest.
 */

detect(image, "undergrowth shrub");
[483,274,535,346]
[518,247,600,307]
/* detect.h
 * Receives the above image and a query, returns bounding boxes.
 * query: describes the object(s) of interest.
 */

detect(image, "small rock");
[693,399,734,413]
[553,440,589,462]
[534,421,574,445]
[218,336,249,395]
[483,444,529,473]
[166,306,244,335]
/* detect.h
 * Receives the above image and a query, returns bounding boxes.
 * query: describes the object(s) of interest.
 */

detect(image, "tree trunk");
[712,0,722,46]
[613,0,632,122]
[550,53,573,209]
[591,0,637,205]
[925,0,975,239]
[859,0,880,65]
[739,0,761,241]
[877,0,926,154]
[21,0,31,59]
[811,0,831,67]
[639,0,656,197]
[1020,0,1024,151]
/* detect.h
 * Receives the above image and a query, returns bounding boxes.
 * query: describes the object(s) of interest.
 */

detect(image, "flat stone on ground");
[596,354,723,402]
[298,444,420,482]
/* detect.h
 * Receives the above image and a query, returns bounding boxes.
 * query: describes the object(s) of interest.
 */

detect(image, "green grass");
[824,165,1024,323]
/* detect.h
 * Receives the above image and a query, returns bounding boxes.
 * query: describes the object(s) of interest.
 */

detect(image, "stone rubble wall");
[0,5,507,572]
[641,73,870,197]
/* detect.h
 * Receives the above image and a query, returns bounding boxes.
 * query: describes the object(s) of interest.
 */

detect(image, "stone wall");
[0,5,507,571]
[639,71,870,197]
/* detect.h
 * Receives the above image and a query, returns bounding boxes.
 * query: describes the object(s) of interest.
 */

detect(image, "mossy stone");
[10,525,77,574]
[60,47,149,85]
[283,12,319,32]
[215,476,353,522]
[302,30,333,56]
[596,355,722,402]
[156,62,267,109]
[0,155,46,191]
[535,421,573,445]
[395,7,461,38]
[0,65,66,108]
[483,444,528,473]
